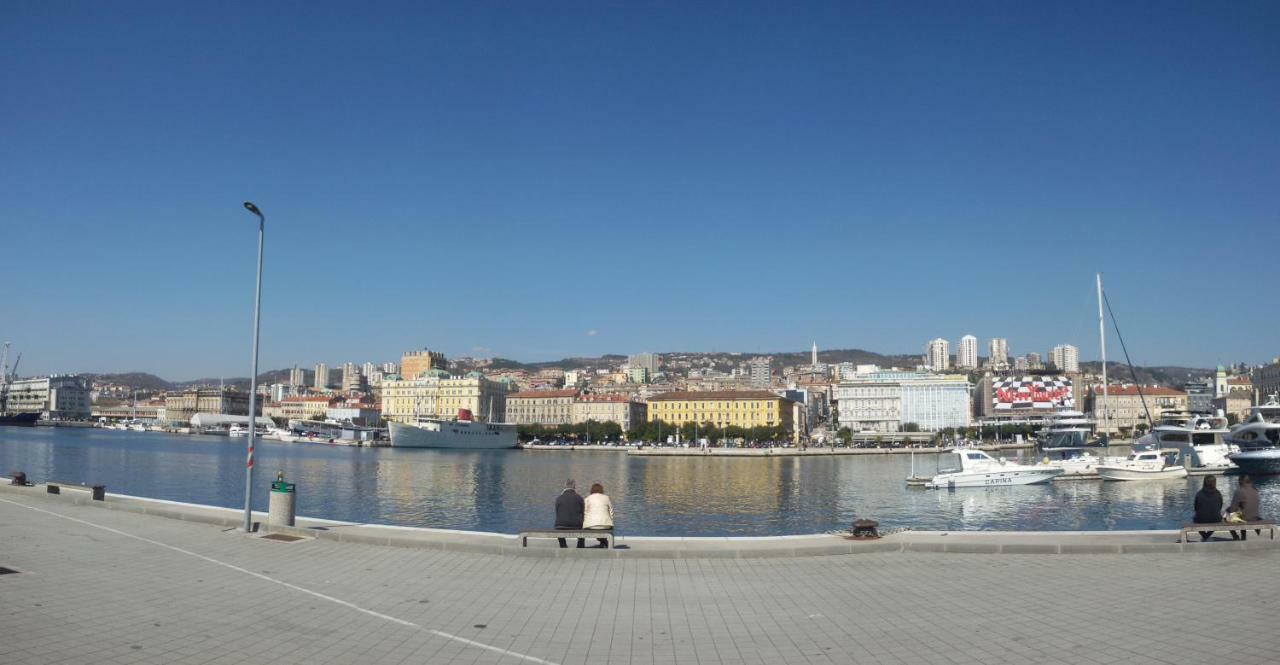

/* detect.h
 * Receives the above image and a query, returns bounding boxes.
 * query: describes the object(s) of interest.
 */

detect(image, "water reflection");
[3,428,1278,536]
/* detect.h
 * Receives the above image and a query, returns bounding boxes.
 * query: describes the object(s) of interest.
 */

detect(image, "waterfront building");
[401,349,447,380]
[380,372,511,424]
[3,375,91,420]
[326,399,381,426]
[956,335,978,370]
[1213,392,1253,424]
[629,353,659,375]
[926,339,949,372]
[342,362,364,393]
[313,363,329,390]
[164,389,257,425]
[1086,384,1187,434]
[834,368,970,433]
[749,358,772,388]
[1254,359,1280,402]
[572,394,647,431]
[505,389,578,425]
[279,396,335,421]
[647,390,795,433]
[289,366,305,387]
[1050,344,1079,373]
[988,338,1009,370]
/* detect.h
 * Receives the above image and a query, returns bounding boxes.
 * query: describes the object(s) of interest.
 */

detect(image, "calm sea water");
[3,427,1277,536]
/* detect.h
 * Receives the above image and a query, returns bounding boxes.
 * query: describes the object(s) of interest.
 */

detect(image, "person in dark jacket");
[1193,475,1224,542]
[1229,475,1263,541]
[554,479,585,548]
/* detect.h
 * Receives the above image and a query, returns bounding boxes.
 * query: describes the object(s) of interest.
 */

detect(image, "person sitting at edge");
[1193,475,1224,542]
[583,482,614,548]
[1229,475,1263,541]
[555,479,585,548]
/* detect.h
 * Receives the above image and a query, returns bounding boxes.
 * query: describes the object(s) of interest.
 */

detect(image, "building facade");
[3,375,91,420]
[629,353,659,375]
[400,349,448,381]
[749,358,772,388]
[289,366,306,387]
[1255,360,1280,403]
[926,339,949,372]
[957,335,978,370]
[279,396,335,421]
[313,363,328,389]
[1050,344,1079,373]
[1087,385,1187,434]
[341,362,364,393]
[834,368,970,432]
[505,389,579,425]
[572,394,647,431]
[380,373,511,424]
[646,390,795,432]
[164,389,257,424]
[988,338,1009,370]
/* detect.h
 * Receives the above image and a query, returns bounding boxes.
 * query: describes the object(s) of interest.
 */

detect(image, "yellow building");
[400,349,448,381]
[646,390,794,431]
[381,372,512,423]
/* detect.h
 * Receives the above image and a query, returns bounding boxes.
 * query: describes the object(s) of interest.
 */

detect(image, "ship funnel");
[457,408,473,422]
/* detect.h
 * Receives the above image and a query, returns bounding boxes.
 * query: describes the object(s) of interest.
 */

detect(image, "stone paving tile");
[3,491,1280,665]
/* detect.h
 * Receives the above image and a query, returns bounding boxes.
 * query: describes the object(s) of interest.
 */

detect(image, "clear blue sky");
[3,2,1277,380]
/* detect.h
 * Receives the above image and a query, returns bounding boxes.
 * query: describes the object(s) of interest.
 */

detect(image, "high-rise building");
[362,362,375,379]
[988,339,1009,369]
[1025,352,1043,370]
[381,361,398,374]
[749,357,772,388]
[289,366,305,387]
[926,338,949,372]
[342,362,364,393]
[957,335,978,370]
[628,353,659,375]
[313,363,328,390]
[811,342,819,367]
[1050,344,1079,373]
[1014,356,1029,371]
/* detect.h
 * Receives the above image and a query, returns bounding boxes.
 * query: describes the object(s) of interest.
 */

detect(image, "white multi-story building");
[1014,356,1029,371]
[314,363,328,390]
[381,373,512,423]
[988,338,1009,369]
[1050,344,1079,373]
[926,339,949,372]
[957,335,978,370]
[749,357,772,388]
[629,353,659,375]
[289,366,306,387]
[3,375,91,420]
[834,367,970,432]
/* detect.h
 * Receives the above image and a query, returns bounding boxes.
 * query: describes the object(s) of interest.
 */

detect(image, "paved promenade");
[2,489,1278,665]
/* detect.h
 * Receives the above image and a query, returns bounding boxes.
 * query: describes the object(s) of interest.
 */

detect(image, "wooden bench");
[1179,520,1275,543]
[46,482,106,502]
[520,529,614,549]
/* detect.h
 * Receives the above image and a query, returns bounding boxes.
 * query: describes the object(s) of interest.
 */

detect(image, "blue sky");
[3,2,1277,379]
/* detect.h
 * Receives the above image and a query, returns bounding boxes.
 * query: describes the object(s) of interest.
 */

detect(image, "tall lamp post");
[241,201,265,532]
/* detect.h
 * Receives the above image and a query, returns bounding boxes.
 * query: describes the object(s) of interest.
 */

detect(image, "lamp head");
[243,201,263,218]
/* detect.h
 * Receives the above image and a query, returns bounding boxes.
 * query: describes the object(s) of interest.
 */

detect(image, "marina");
[4,425,1278,537]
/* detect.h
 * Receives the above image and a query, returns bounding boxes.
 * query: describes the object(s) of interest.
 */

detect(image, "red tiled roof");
[577,394,634,403]
[647,390,793,402]
[1092,385,1186,397]
[282,396,334,403]
[508,389,579,399]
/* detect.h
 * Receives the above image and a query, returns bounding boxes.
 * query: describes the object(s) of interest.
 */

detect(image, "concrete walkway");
[3,487,1279,665]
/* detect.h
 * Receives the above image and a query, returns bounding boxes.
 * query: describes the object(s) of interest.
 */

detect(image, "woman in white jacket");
[583,482,614,548]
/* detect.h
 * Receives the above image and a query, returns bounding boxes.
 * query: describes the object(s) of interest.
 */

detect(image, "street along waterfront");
[3,426,1276,536]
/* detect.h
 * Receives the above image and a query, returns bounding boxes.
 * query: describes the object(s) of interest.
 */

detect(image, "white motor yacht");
[1095,449,1189,481]
[1039,447,1101,477]
[1136,412,1236,471]
[1225,397,1280,475]
[926,448,1063,488]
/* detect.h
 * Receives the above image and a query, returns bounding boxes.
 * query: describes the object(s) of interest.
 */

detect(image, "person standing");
[1193,475,1224,542]
[555,479,585,548]
[582,482,614,548]
[1229,475,1263,541]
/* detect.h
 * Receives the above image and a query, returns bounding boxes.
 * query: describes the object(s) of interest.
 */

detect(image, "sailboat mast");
[1096,273,1109,434]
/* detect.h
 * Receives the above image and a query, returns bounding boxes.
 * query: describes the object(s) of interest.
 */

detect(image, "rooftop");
[647,390,793,402]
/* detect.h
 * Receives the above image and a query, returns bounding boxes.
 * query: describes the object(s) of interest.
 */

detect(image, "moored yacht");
[1036,411,1108,448]
[1136,412,1236,471]
[926,448,1063,488]
[1095,449,1189,481]
[1226,398,1280,475]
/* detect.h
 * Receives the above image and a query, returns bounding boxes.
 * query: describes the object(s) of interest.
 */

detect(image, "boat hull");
[1095,465,1189,481]
[389,420,517,449]
[0,412,40,427]
[927,468,1062,488]
[1227,450,1280,476]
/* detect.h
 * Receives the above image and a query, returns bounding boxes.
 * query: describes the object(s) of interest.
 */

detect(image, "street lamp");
[241,201,265,533]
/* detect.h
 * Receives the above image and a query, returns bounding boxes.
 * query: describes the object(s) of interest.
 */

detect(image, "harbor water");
[3,427,1277,536]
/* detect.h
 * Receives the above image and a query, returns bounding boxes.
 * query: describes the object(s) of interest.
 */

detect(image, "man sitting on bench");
[1230,475,1264,541]
[555,479,585,548]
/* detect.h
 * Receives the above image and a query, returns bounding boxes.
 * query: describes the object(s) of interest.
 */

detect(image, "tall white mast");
[1096,273,1108,433]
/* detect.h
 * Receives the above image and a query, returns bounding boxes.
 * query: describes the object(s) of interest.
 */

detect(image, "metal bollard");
[91,485,105,501]
[268,471,296,527]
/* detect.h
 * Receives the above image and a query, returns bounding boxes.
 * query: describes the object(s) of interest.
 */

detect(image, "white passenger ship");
[388,409,518,449]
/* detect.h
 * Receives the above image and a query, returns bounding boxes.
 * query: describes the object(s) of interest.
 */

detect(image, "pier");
[1,482,1278,665]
